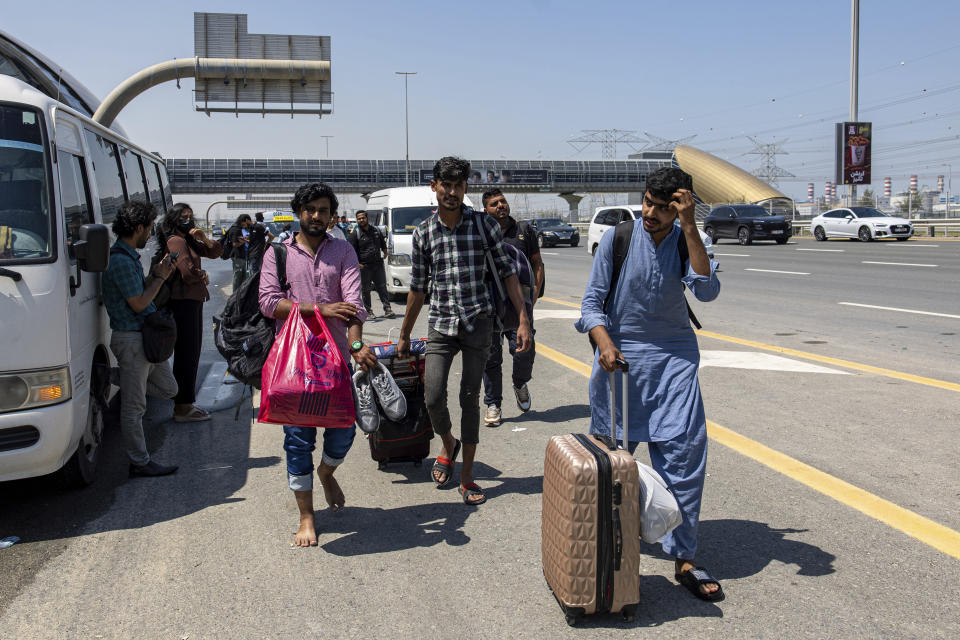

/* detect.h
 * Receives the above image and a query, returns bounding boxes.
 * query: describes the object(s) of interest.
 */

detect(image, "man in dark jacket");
[348,210,393,319]
[247,211,274,275]
[480,188,544,426]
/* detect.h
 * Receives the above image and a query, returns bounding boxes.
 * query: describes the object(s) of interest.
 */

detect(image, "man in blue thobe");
[575,167,724,601]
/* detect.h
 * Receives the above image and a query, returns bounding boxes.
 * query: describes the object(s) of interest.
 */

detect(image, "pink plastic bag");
[258,305,356,428]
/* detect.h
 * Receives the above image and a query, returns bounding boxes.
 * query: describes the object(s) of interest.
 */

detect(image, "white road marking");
[887,243,937,247]
[744,268,811,275]
[699,350,848,374]
[540,252,560,255]
[838,302,960,320]
[714,253,751,257]
[797,248,844,252]
[862,261,937,267]
[512,427,527,432]
[533,309,581,320]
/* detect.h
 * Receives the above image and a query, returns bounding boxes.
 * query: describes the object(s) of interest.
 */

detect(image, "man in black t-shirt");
[348,210,393,318]
[480,188,545,426]
[247,211,274,275]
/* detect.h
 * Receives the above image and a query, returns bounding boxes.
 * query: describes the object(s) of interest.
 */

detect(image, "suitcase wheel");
[377,461,387,470]
[565,612,581,627]
[621,605,637,623]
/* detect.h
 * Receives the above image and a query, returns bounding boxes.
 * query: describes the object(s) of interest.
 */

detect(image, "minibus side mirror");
[76,224,110,272]
[69,224,110,296]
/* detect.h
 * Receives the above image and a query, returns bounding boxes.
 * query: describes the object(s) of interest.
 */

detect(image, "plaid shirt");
[411,206,516,335]
[102,240,154,331]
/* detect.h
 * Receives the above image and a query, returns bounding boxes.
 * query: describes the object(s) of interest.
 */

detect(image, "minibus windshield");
[0,105,51,263]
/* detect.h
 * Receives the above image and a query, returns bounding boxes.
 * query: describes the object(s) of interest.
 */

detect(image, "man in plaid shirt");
[398,157,532,506]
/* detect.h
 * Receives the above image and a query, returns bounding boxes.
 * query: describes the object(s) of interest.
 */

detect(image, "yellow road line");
[537,341,960,559]
[694,330,960,393]
[540,296,582,309]
[539,297,960,393]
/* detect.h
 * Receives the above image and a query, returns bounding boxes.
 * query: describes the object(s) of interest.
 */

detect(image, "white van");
[364,187,475,297]
[0,33,173,486]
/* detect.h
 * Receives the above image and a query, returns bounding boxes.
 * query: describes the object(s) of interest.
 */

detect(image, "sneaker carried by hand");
[514,384,532,412]
[370,362,407,422]
[352,370,381,433]
[484,404,502,427]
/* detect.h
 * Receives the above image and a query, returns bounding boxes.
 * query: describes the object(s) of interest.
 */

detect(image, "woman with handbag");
[158,203,223,422]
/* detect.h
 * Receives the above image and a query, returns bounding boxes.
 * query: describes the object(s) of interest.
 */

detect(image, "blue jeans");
[283,425,356,491]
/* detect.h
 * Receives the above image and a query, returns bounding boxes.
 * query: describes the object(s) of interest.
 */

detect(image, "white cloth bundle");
[636,460,683,543]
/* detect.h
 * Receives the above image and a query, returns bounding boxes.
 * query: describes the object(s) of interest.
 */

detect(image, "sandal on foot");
[675,566,724,602]
[431,440,461,488]
[173,406,211,423]
[458,482,486,506]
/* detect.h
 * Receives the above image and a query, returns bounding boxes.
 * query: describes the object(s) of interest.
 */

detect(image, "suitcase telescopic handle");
[608,356,630,450]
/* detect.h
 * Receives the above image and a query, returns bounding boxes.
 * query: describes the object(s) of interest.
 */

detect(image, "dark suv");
[703,204,792,245]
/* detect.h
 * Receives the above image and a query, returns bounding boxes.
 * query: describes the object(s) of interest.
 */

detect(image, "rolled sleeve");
[340,246,368,324]
[258,243,284,318]
[682,259,721,302]
[410,227,429,293]
[575,227,615,334]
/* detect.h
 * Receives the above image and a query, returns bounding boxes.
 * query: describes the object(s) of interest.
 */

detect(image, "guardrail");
[568,220,960,238]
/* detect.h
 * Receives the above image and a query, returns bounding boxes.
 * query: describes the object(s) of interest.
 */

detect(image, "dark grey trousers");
[424,316,493,445]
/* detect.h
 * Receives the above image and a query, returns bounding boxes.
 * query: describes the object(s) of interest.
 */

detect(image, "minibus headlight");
[0,367,72,413]
[388,254,412,267]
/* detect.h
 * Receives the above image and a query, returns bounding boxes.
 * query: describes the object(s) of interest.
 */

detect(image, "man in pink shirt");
[259,182,378,547]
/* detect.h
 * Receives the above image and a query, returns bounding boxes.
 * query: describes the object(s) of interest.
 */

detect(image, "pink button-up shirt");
[258,233,367,359]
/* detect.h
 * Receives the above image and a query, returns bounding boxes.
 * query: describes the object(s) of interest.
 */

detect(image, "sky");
[4,0,960,204]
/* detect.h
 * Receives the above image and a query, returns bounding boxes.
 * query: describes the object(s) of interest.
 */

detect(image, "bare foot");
[676,559,720,596]
[317,467,345,512]
[294,514,317,547]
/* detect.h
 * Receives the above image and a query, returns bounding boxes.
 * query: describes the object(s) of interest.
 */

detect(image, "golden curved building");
[673,145,792,210]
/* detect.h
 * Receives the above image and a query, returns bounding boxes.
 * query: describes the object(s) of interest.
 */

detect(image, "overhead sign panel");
[193,12,332,116]
[418,168,549,185]
[835,121,872,185]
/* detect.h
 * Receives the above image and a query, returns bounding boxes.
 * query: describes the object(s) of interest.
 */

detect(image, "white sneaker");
[352,370,380,433]
[484,404,502,427]
[514,384,531,412]
[370,362,407,422]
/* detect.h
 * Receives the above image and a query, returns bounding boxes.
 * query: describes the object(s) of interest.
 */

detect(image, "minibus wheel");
[60,382,106,488]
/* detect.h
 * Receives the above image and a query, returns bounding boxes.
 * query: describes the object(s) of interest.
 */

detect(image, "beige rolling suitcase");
[542,358,641,625]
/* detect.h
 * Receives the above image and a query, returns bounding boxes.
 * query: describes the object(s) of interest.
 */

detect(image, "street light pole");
[319,135,333,159]
[396,71,417,186]
[848,0,860,206]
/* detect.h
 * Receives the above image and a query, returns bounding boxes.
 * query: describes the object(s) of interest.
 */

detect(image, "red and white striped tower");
[910,175,918,195]
[938,175,944,192]
[826,181,833,203]
[807,183,814,201]
[883,177,891,198]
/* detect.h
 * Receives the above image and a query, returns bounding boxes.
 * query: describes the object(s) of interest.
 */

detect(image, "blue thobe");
[575,221,720,559]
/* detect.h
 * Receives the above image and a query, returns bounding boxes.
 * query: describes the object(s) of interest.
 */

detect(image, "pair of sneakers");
[353,362,407,433]
[484,383,532,427]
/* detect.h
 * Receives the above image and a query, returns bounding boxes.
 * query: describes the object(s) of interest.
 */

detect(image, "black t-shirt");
[247,222,268,261]
[349,225,386,264]
[502,218,539,262]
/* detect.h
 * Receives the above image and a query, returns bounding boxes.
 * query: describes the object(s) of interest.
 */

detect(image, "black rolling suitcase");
[367,339,433,469]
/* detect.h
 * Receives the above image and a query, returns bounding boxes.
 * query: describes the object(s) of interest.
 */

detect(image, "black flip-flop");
[458,482,486,506]
[431,439,461,488]
[675,566,724,602]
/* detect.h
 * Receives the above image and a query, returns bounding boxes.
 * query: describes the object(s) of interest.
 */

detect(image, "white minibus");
[0,31,173,485]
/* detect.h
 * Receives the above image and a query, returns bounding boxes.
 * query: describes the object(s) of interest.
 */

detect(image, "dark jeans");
[231,256,247,293]
[360,260,391,313]
[482,326,536,407]
[424,316,493,446]
[167,298,204,405]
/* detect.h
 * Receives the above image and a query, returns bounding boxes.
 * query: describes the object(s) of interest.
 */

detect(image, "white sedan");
[810,207,913,242]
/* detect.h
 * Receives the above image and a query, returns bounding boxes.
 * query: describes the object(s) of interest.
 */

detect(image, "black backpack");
[589,222,702,351]
[213,243,288,389]
[219,225,236,260]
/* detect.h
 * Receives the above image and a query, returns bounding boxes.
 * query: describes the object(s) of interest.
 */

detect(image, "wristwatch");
[349,340,364,354]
